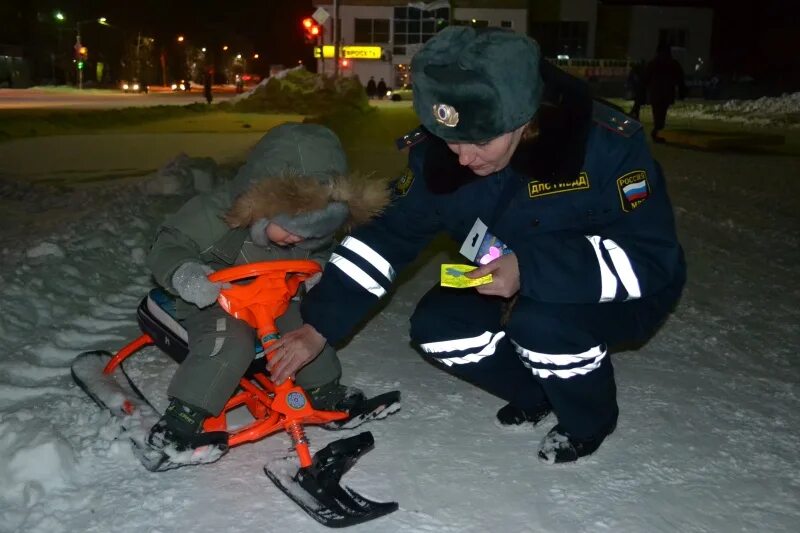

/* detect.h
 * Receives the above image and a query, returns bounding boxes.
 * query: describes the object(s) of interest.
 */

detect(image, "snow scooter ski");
[72,260,400,527]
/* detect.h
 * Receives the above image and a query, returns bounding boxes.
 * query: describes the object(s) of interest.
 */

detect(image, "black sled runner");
[71,261,400,527]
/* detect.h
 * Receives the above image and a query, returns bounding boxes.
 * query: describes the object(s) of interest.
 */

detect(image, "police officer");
[269,27,686,464]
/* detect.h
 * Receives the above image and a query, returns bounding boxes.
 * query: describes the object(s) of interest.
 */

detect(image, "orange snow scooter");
[71,260,400,528]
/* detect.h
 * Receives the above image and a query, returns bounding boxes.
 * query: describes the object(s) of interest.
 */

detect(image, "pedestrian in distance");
[643,41,687,143]
[366,76,377,99]
[141,123,390,470]
[627,59,646,120]
[203,70,213,104]
[376,77,387,100]
[271,26,686,465]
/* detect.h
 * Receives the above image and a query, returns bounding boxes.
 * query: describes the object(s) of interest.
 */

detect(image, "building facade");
[0,44,30,87]
[312,1,712,89]
[313,1,527,89]
[597,4,713,75]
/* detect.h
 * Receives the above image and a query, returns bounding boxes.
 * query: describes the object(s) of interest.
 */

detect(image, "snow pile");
[221,68,369,115]
[25,242,65,259]
[674,92,800,127]
[228,65,305,103]
[0,418,78,506]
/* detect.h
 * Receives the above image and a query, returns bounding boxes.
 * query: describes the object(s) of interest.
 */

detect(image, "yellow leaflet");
[440,264,492,288]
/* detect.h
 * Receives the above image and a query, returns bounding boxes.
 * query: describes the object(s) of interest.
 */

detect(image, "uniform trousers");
[409,283,681,439]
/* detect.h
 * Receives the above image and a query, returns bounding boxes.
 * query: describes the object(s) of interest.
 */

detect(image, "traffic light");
[301,17,321,43]
[76,45,87,69]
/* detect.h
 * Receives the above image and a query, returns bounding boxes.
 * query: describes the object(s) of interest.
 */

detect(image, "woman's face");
[446,124,527,176]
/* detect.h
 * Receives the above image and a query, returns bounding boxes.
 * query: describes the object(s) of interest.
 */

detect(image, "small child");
[143,123,389,468]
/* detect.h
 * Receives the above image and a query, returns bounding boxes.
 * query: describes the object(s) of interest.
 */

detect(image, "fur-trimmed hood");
[222,123,390,241]
[224,172,391,232]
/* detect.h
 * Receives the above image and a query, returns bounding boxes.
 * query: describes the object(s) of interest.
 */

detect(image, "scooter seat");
[136,288,265,365]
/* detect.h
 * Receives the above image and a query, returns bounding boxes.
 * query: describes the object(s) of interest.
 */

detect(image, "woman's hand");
[266,324,328,384]
[465,253,520,298]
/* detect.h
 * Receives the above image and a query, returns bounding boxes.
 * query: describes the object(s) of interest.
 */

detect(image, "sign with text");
[314,45,382,60]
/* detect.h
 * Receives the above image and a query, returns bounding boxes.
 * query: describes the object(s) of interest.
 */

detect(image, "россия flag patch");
[616,170,650,212]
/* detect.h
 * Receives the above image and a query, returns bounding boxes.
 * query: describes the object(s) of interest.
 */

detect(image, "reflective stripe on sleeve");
[586,235,618,302]
[330,253,386,298]
[340,236,396,283]
[602,238,641,300]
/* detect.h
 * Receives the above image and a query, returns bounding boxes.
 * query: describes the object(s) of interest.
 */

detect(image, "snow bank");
[674,92,800,127]
[0,418,78,506]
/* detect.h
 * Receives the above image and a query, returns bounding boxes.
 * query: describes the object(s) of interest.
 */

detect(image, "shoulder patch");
[395,126,428,151]
[528,172,590,199]
[393,167,416,197]
[592,101,642,138]
[616,170,650,212]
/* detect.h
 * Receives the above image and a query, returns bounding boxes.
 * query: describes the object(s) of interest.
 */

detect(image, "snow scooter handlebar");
[209,260,346,467]
[210,260,320,350]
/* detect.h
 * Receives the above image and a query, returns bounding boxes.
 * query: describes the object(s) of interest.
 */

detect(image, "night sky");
[4,0,799,86]
[604,0,800,86]
[94,0,317,69]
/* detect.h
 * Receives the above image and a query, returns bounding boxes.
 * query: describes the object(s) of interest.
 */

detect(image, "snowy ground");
[0,137,799,533]
[670,91,800,128]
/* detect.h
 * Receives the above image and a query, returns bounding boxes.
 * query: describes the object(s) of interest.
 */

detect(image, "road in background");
[0,86,238,110]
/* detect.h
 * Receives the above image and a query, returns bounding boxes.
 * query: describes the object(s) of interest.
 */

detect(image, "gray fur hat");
[411,26,544,142]
[225,123,389,244]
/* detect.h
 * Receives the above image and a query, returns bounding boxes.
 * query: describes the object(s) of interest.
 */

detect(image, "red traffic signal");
[301,17,321,42]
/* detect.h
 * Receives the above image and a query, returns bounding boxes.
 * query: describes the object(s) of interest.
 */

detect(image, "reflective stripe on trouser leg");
[409,285,547,409]
[420,331,506,366]
[504,298,619,439]
[511,340,607,379]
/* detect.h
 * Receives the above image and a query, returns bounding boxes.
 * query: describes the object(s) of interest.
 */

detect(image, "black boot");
[306,381,366,413]
[140,399,229,471]
[496,401,551,426]
[537,423,616,464]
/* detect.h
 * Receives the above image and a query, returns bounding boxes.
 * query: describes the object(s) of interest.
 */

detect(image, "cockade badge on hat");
[433,103,459,127]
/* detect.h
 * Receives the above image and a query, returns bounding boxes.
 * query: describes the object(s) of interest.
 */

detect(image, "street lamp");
[177,35,185,42]
[55,12,65,21]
